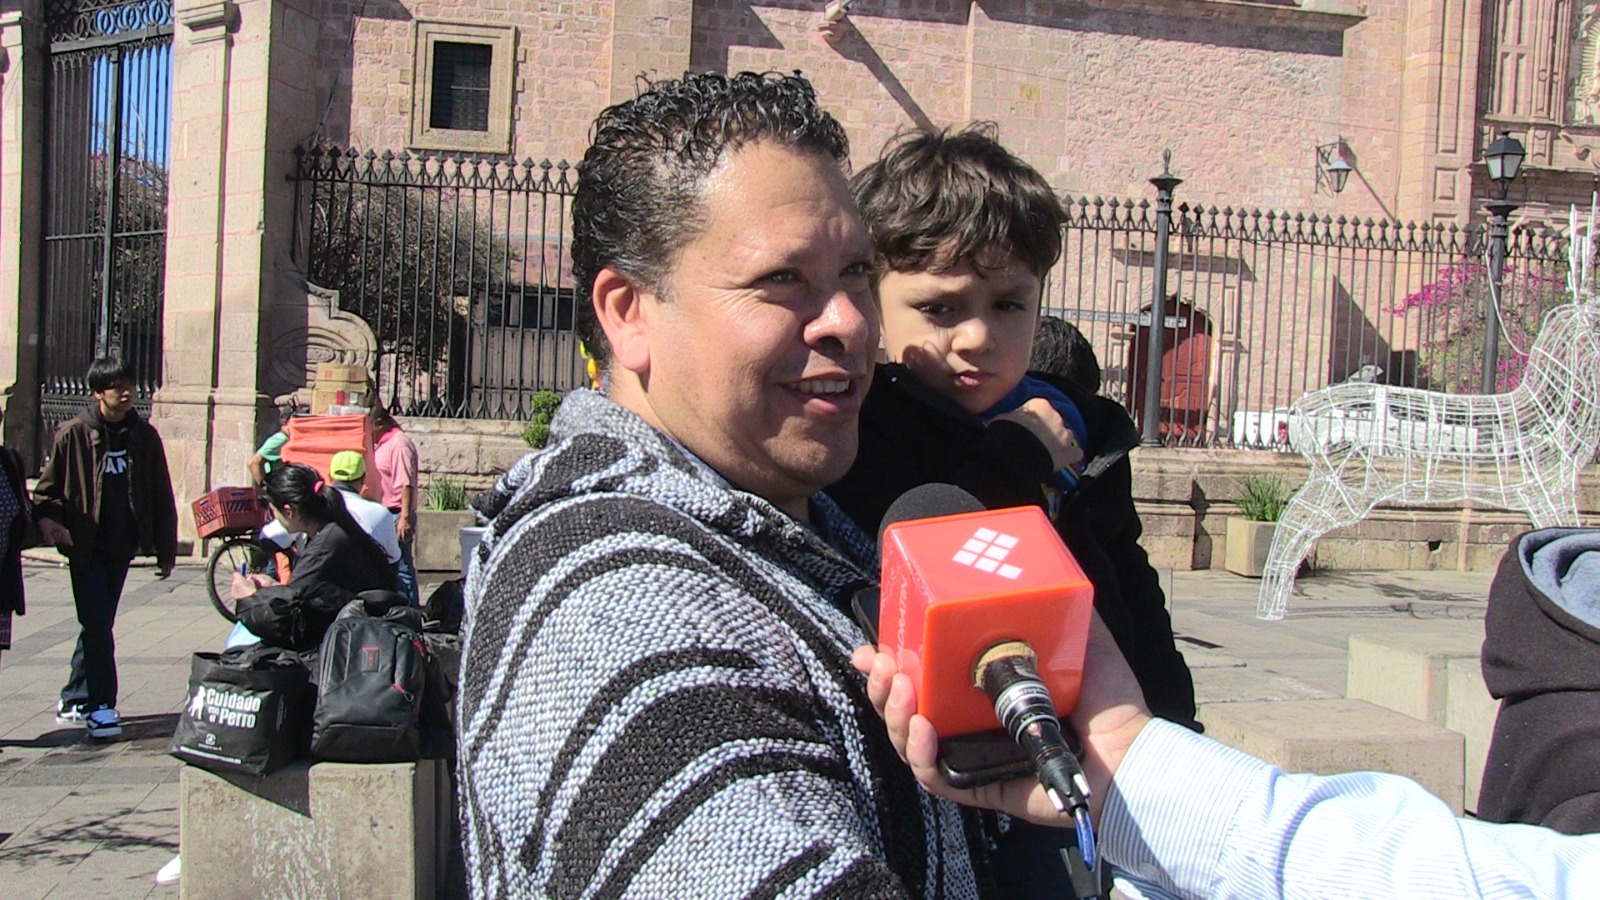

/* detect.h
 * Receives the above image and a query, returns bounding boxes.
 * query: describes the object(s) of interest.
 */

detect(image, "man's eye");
[842,261,876,279]
[915,303,953,317]
[998,300,1029,312]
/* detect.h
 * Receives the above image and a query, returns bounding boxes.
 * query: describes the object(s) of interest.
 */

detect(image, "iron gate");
[36,0,172,462]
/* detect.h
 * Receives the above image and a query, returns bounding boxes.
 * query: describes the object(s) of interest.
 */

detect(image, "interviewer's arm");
[1106,718,1600,899]
[857,616,1600,900]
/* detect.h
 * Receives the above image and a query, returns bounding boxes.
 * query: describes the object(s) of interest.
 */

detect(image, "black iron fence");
[292,143,1576,446]
[38,0,173,464]
[1046,192,1571,447]
[291,146,583,419]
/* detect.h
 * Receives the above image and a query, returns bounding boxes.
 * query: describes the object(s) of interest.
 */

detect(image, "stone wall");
[297,0,1595,229]
[311,0,1457,221]
[401,415,528,495]
[394,420,1600,574]
[1131,448,1600,572]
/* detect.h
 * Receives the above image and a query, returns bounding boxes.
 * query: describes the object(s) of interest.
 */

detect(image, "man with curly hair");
[459,72,1006,897]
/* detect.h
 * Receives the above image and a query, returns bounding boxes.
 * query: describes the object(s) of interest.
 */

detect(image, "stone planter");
[1224,517,1277,578]
[414,509,475,573]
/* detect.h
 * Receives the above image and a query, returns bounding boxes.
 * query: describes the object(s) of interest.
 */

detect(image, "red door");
[1128,298,1212,443]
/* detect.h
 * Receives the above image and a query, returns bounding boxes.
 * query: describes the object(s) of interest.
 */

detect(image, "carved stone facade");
[1481,0,1600,222]
[3,0,1598,549]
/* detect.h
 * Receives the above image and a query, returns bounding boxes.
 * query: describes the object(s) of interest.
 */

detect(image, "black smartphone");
[938,731,1035,788]
[850,586,1034,788]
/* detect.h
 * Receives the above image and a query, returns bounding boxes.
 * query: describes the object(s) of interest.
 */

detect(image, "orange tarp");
[281,415,382,502]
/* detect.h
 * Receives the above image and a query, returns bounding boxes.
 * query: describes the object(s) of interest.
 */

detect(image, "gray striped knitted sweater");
[459,390,998,898]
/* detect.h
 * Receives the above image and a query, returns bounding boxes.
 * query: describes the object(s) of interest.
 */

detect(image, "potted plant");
[1224,474,1289,578]
[413,475,477,573]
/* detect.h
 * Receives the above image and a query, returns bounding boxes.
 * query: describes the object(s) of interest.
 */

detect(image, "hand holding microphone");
[866,484,1112,895]
[853,611,1153,825]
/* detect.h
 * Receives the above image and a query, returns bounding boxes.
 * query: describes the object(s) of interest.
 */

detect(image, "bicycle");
[203,528,276,622]
[193,487,291,622]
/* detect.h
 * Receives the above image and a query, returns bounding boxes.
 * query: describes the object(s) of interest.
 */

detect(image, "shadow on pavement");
[0,713,179,751]
[0,806,178,866]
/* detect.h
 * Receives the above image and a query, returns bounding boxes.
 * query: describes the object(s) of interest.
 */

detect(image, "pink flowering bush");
[1392,263,1567,393]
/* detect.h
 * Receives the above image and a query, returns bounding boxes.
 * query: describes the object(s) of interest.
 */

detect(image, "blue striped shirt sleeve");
[1100,717,1600,899]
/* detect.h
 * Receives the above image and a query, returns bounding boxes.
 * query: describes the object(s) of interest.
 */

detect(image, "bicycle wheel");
[205,535,267,623]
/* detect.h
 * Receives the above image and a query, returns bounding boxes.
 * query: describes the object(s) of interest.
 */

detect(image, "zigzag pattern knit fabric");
[459,390,997,898]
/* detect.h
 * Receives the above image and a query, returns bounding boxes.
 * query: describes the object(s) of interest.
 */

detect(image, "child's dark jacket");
[32,406,177,567]
[827,363,1198,729]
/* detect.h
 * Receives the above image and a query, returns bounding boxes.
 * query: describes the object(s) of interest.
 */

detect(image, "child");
[1031,315,1102,396]
[246,400,298,489]
[34,357,177,738]
[827,126,1197,730]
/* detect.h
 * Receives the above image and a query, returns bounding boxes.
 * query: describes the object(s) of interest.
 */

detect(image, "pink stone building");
[2,0,1596,563]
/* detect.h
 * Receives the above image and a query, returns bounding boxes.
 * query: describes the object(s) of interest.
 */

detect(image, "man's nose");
[807,286,873,358]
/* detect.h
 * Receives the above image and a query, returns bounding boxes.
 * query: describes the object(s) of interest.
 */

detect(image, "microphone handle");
[976,644,1100,895]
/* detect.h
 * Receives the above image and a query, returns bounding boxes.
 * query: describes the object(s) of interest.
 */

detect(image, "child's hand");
[992,398,1084,471]
[39,518,73,547]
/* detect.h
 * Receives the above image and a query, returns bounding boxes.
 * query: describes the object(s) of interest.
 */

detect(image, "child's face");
[94,379,135,420]
[876,252,1041,415]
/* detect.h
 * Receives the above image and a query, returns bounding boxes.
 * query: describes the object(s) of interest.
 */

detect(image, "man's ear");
[592,266,652,375]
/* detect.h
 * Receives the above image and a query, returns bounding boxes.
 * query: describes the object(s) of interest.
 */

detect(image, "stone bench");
[1200,698,1465,813]
[1344,629,1498,813]
[179,759,454,899]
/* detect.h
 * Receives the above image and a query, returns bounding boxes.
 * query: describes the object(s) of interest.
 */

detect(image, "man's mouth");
[793,378,852,396]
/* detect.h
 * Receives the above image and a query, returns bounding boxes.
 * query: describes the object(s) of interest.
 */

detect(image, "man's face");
[618,142,878,518]
[876,253,1043,415]
[95,379,135,421]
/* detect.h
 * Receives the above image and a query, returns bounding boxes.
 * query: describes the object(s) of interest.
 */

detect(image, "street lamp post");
[1142,151,1183,447]
[1480,131,1525,394]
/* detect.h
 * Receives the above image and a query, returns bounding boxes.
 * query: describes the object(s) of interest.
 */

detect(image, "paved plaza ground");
[0,556,1495,898]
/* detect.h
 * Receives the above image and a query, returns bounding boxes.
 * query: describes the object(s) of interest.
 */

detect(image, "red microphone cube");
[879,505,1095,737]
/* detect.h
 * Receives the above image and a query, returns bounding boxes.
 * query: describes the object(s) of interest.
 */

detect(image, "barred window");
[429,42,493,133]
[411,22,516,154]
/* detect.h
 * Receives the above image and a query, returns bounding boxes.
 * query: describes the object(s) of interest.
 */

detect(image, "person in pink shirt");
[371,404,420,603]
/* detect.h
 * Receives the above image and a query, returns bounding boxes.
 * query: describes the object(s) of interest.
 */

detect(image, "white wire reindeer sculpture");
[1258,209,1600,619]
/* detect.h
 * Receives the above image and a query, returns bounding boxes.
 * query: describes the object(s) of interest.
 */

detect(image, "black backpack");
[310,591,428,763]
[423,578,465,635]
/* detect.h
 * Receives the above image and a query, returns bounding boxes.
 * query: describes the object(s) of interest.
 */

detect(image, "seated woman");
[230,462,398,649]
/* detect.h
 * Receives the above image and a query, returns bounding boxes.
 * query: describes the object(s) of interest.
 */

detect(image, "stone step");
[1346,627,1484,726]
[1199,697,1465,814]
[1345,627,1499,813]
[1446,656,1497,814]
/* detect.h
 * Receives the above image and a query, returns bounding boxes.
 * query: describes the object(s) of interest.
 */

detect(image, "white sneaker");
[55,702,87,726]
[155,853,181,885]
[85,707,122,739]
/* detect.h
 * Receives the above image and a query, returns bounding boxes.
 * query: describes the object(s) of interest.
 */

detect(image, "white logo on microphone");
[953,528,1023,579]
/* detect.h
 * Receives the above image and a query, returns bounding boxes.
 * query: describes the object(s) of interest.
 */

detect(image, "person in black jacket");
[1478,527,1600,834]
[829,125,1197,900]
[230,462,397,648]
[828,126,1197,729]
[1,398,34,670]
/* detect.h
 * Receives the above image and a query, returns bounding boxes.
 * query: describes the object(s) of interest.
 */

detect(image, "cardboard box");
[315,363,368,384]
[310,389,367,415]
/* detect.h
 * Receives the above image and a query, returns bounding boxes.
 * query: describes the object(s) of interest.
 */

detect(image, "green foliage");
[1238,474,1289,523]
[1392,262,1568,393]
[522,390,564,448]
[425,476,469,512]
[531,389,564,419]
